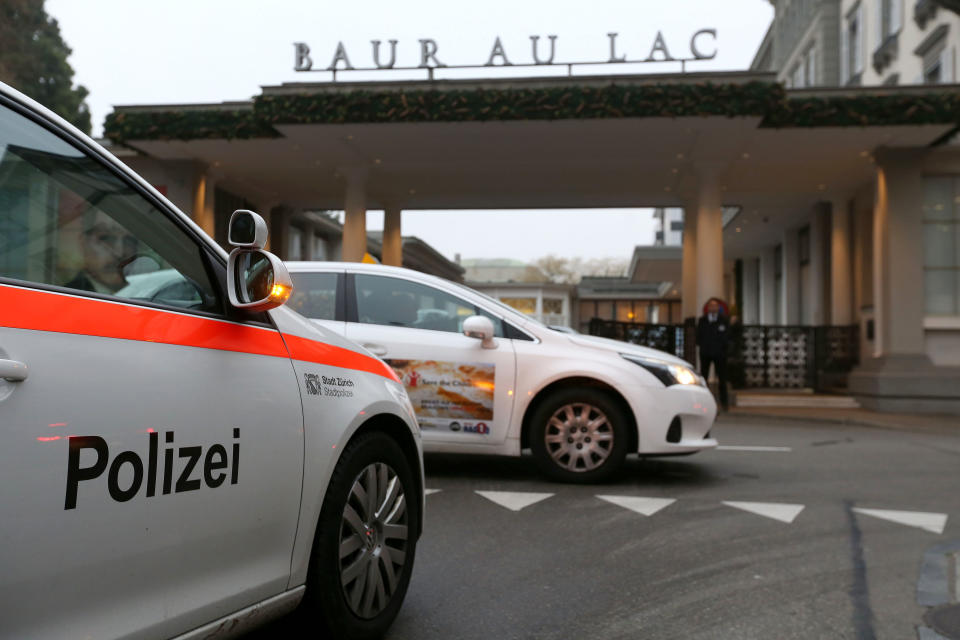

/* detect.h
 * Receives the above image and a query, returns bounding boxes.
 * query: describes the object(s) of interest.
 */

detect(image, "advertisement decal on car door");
[386,359,494,432]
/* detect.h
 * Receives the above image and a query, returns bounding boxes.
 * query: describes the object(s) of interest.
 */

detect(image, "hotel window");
[790,63,805,89]
[842,3,864,85]
[916,27,954,84]
[923,177,960,316]
[876,0,902,44]
[805,46,817,86]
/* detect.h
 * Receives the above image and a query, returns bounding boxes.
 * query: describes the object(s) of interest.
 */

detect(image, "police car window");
[355,274,500,335]
[0,104,219,313]
[288,272,338,320]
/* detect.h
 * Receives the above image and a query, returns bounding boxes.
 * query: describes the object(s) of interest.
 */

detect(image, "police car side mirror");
[228,210,268,250]
[463,315,496,349]
[227,250,293,312]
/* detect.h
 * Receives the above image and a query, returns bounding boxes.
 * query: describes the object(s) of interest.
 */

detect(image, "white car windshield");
[466,286,548,329]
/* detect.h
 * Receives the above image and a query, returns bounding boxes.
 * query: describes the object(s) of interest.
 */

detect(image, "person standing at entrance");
[697,298,730,410]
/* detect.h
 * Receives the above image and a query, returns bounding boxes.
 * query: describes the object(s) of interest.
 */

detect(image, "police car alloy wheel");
[530,388,629,483]
[340,461,409,618]
[306,431,418,639]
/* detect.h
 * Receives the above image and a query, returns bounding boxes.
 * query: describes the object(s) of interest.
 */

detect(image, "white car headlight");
[621,354,704,387]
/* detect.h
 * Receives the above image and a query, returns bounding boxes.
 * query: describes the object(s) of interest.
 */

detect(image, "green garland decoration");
[102,81,960,143]
[761,92,960,128]
[254,82,782,125]
[103,109,279,143]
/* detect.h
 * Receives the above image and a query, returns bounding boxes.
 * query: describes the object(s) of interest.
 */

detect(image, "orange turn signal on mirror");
[270,283,292,304]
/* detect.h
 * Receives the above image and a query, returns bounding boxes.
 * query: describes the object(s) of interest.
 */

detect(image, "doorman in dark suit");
[697,297,730,410]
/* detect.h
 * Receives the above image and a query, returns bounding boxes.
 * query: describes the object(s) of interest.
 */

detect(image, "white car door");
[0,100,303,639]
[344,272,517,446]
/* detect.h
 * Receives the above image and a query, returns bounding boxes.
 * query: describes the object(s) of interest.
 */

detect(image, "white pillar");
[694,171,724,312]
[681,206,698,320]
[830,197,854,325]
[742,258,760,324]
[342,169,368,262]
[782,228,800,325]
[810,203,831,326]
[871,152,927,358]
[383,205,403,267]
[759,246,778,324]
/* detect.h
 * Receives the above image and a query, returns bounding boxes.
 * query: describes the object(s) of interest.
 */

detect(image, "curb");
[719,410,959,433]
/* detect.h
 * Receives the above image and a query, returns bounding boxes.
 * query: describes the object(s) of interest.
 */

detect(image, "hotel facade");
[102,1,960,413]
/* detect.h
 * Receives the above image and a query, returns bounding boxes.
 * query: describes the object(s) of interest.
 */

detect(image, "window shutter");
[855,4,865,74]
[841,21,850,83]
[874,0,884,48]
[943,46,955,84]
[891,0,902,34]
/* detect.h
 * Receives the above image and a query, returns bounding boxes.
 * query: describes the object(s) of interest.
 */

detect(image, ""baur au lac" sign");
[293,30,717,79]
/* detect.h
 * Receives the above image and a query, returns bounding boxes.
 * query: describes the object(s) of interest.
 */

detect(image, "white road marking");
[596,495,676,516]
[722,501,805,523]
[475,490,554,512]
[424,489,441,496]
[716,445,793,452]
[853,508,948,534]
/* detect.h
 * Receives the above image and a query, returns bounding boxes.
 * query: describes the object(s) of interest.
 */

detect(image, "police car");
[0,83,422,639]
[286,262,718,483]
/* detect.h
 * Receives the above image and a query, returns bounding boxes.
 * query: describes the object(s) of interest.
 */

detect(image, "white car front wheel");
[530,389,629,483]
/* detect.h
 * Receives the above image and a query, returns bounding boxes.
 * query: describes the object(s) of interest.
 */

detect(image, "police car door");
[0,99,303,638]
[345,272,516,446]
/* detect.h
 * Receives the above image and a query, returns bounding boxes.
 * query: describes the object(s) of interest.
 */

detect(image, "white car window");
[288,271,338,320]
[0,103,219,313]
[354,273,505,336]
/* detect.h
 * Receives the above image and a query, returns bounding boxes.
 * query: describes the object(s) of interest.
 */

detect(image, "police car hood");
[566,333,695,368]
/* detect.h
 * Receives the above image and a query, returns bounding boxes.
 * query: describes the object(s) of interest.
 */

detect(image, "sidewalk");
[723,406,960,432]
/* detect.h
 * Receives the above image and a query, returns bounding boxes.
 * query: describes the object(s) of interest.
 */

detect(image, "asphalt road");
[249,416,960,640]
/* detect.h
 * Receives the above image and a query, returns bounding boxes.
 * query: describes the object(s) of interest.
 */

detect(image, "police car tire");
[304,430,418,640]
[530,388,629,483]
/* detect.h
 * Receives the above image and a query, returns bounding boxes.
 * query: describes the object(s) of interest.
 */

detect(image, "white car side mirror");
[463,315,496,349]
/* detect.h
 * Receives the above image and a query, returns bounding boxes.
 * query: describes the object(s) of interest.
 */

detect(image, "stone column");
[268,205,291,260]
[830,197,854,325]
[848,150,960,414]
[871,152,926,359]
[681,205,698,321]
[742,257,760,324]
[810,203,831,326]
[694,171,724,312]
[382,204,403,267]
[782,228,800,325]
[759,246,778,324]
[190,168,216,238]
[341,169,368,262]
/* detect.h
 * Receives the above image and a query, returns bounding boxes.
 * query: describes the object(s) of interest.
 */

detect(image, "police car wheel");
[530,388,629,483]
[305,431,418,639]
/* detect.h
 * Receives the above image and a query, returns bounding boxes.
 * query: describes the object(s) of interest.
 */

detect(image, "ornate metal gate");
[587,319,859,391]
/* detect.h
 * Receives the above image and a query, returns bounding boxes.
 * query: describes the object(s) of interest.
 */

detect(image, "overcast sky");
[46,0,773,263]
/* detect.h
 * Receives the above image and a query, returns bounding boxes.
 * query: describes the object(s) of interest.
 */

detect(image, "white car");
[287,262,718,482]
[0,82,422,640]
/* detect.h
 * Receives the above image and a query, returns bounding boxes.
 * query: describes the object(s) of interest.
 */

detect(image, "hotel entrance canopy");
[105,68,960,307]
[105,72,958,215]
